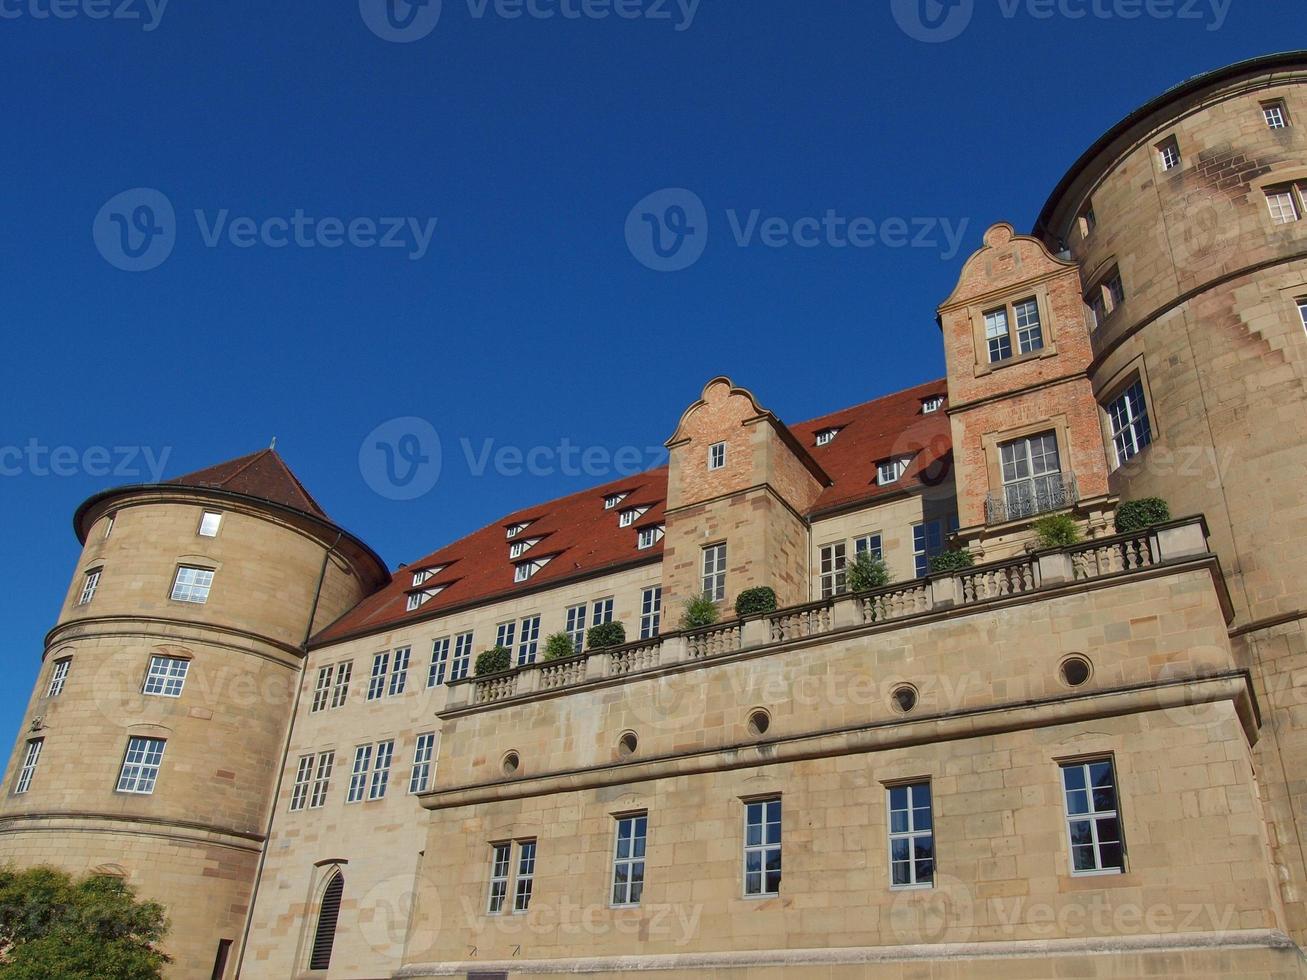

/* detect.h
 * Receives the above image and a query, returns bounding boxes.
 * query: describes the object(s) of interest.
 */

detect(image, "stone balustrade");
[451,517,1212,711]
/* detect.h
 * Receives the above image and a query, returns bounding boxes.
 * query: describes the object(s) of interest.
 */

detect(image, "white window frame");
[708,441,726,470]
[509,538,539,559]
[1157,135,1181,171]
[913,520,945,578]
[1061,758,1126,876]
[290,754,314,811]
[887,781,935,890]
[743,797,781,898]
[14,738,42,794]
[329,661,352,708]
[1298,298,1307,336]
[877,457,912,486]
[46,657,71,698]
[637,525,664,550]
[116,736,166,795]
[487,843,512,914]
[409,732,435,794]
[702,543,727,602]
[103,513,115,539]
[368,740,394,800]
[591,597,614,627]
[514,556,552,582]
[77,569,101,606]
[1106,378,1153,467]
[1266,182,1305,225]
[619,507,649,528]
[517,615,541,667]
[814,428,839,446]
[346,745,372,803]
[505,521,532,539]
[451,632,473,681]
[611,813,648,907]
[309,751,334,808]
[428,637,451,687]
[388,647,411,697]
[855,533,883,560]
[486,840,537,915]
[603,493,627,510]
[496,621,516,651]
[366,652,390,701]
[922,396,944,414]
[565,605,587,654]
[311,664,333,712]
[1264,100,1289,129]
[142,655,189,698]
[198,511,223,538]
[513,840,537,913]
[170,565,214,604]
[819,542,847,599]
[640,586,662,639]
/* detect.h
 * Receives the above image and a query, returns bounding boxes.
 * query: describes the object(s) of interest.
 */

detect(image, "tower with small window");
[937,223,1115,558]
[0,449,388,978]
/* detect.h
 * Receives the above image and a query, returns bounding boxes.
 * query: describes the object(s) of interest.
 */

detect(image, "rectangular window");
[289,754,314,811]
[1266,183,1304,225]
[744,798,782,897]
[619,508,647,528]
[330,661,352,708]
[487,843,512,914]
[409,732,435,794]
[14,739,42,794]
[637,525,664,550]
[1061,758,1125,875]
[921,396,944,414]
[591,598,614,627]
[603,494,626,510]
[888,782,935,888]
[116,736,166,794]
[1106,271,1126,309]
[170,566,214,604]
[1264,100,1289,129]
[142,655,189,697]
[611,813,648,906]
[819,542,847,599]
[640,586,662,639]
[103,513,115,539]
[451,632,473,681]
[428,637,450,687]
[366,652,390,701]
[309,751,333,808]
[1157,135,1181,171]
[855,533,883,560]
[877,457,911,486]
[513,840,537,913]
[999,431,1065,520]
[311,665,332,712]
[702,543,727,602]
[405,592,424,612]
[368,740,394,800]
[1107,379,1153,467]
[77,569,101,606]
[495,621,516,651]
[198,511,222,537]
[1298,298,1307,335]
[1014,297,1043,354]
[815,428,839,446]
[913,521,944,578]
[387,647,410,697]
[984,307,1012,363]
[517,616,541,667]
[708,442,726,470]
[565,605,587,653]
[1078,201,1096,237]
[346,744,372,803]
[46,658,71,698]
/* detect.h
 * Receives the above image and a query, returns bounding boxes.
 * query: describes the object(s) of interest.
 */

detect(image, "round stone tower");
[0,450,388,979]
[1034,50,1307,941]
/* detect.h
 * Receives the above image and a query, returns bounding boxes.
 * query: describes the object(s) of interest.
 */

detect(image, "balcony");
[986,472,1079,524]
[445,517,1220,713]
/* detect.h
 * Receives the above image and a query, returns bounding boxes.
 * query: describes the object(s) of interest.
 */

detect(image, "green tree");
[0,865,170,980]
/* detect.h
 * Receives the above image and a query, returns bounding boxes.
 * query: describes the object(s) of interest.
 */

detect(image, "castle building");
[2,50,1307,979]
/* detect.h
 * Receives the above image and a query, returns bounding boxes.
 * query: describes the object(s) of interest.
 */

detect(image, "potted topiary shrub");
[586,621,627,649]
[1115,497,1171,533]
[734,586,778,617]
[475,646,512,676]
[1033,513,1081,549]
[847,551,891,592]
[928,549,975,574]
[542,632,577,662]
[680,592,719,630]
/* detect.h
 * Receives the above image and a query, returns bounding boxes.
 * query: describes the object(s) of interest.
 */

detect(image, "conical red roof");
[167,449,329,520]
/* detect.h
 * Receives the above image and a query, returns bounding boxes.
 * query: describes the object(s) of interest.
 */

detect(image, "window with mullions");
[116,736,165,794]
[142,655,189,697]
[611,814,648,906]
[984,297,1044,364]
[888,782,934,888]
[517,616,540,667]
[428,637,450,687]
[591,598,614,626]
[46,657,71,698]
[640,587,662,639]
[451,632,473,681]
[1106,379,1153,467]
[366,652,389,701]
[170,566,214,604]
[409,732,435,794]
[14,739,42,794]
[495,621,516,652]
[702,543,727,602]
[1061,758,1126,875]
[387,647,410,696]
[743,798,781,897]
[487,840,537,914]
[819,542,846,598]
[565,604,587,653]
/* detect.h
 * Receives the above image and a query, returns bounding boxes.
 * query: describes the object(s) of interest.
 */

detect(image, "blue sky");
[0,0,1292,738]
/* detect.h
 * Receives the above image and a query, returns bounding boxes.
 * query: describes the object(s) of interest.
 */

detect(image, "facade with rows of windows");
[3,51,1307,979]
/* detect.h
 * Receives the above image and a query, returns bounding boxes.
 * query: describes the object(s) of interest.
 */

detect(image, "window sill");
[974,345,1057,377]
[889,882,934,891]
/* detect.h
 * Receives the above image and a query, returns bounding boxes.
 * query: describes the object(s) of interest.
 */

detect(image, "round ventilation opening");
[891,685,918,714]
[1060,656,1092,687]
[747,709,771,737]
[618,732,639,758]
[501,751,520,777]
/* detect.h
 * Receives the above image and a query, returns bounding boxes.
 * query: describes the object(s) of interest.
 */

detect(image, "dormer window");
[411,566,444,587]
[603,493,628,510]
[514,556,553,583]
[509,538,540,559]
[619,506,650,528]
[922,396,944,414]
[877,456,913,486]
[815,428,840,447]
[637,525,665,550]
[406,585,445,612]
[506,521,532,539]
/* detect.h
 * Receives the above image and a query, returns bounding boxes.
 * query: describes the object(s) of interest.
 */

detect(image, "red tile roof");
[312,380,950,645]
[168,449,330,521]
